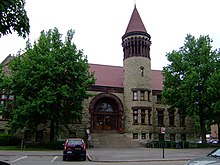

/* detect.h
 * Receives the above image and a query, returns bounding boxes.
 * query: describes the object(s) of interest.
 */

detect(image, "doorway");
[95,114,112,130]
[89,94,123,131]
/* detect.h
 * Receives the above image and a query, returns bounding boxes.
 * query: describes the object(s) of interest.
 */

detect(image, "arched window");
[140,66,144,76]
[96,103,113,112]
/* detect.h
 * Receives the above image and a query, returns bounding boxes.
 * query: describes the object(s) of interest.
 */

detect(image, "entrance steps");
[91,130,141,148]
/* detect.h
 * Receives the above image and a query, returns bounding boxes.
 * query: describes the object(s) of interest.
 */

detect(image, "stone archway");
[89,93,123,131]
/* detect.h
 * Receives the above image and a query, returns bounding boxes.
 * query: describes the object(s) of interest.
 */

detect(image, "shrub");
[44,141,65,150]
[24,140,65,150]
[0,134,21,146]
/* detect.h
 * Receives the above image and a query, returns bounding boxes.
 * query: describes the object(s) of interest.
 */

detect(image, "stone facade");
[0,6,196,143]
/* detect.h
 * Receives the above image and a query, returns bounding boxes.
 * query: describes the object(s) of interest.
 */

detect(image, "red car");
[63,138,87,161]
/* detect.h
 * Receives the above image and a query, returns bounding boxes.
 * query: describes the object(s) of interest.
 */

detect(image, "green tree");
[0,0,30,38]
[162,34,220,143]
[7,28,95,141]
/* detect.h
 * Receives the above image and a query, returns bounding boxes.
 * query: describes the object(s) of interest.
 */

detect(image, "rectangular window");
[133,91,138,100]
[141,133,146,139]
[157,111,164,126]
[133,133,138,139]
[141,110,145,124]
[181,134,186,141]
[25,130,32,142]
[0,94,15,120]
[36,131,43,142]
[1,95,7,99]
[133,110,138,124]
[147,91,151,101]
[170,134,175,142]
[0,129,5,134]
[169,111,175,126]
[179,114,185,127]
[140,91,145,100]
[157,95,162,103]
[159,134,164,141]
[148,110,151,125]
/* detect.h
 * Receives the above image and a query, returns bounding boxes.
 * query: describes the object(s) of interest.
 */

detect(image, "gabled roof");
[1,54,14,66]
[89,64,163,90]
[89,64,123,87]
[125,5,147,34]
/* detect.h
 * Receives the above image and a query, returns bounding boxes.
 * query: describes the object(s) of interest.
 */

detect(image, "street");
[0,148,213,165]
[0,155,186,165]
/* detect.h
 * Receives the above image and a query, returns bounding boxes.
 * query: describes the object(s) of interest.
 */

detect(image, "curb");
[87,154,190,162]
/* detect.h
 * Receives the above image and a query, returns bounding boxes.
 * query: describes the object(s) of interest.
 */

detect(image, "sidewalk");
[86,147,214,162]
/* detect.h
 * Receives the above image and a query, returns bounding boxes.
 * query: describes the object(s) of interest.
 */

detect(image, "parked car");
[0,161,11,165]
[185,147,220,165]
[63,138,87,161]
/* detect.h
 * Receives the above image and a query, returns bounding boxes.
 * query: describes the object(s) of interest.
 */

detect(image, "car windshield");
[67,140,83,146]
[208,148,220,158]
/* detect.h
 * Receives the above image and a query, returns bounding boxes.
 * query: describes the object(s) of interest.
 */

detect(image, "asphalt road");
[0,147,214,165]
[0,155,186,165]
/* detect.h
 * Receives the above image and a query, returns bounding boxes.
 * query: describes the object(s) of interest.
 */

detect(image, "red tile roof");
[125,5,147,34]
[89,64,163,90]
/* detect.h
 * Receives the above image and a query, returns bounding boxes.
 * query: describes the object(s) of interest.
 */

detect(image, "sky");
[0,0,220,70]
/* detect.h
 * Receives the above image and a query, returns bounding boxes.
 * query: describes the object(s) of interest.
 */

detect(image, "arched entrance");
[89,93,123,131]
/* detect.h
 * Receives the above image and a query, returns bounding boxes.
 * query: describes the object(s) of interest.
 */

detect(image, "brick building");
[0,6,196,142]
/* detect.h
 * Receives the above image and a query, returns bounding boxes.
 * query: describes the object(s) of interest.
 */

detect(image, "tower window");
[140,66,144,76]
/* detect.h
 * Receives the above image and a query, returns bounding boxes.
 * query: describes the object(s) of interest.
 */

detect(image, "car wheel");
[63,156,66,161]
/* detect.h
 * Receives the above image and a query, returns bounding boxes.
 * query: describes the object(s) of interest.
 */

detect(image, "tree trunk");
[218,123,220,143]
[50,119,55,142]
[199,116,206,144]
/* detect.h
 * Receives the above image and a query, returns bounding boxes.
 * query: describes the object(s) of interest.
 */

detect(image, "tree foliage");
[6,28,95,141]
[162,34,220,143]
[0,0,30,38]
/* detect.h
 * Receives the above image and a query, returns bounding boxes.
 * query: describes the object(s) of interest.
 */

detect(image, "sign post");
[161,127,166,159]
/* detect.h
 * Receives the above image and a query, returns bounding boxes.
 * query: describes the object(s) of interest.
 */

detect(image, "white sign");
[161,127,166,134]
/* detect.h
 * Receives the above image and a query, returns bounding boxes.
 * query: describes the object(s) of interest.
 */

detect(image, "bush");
[44,141,65,150]
[0,134,21,146]
[25,140,65,150]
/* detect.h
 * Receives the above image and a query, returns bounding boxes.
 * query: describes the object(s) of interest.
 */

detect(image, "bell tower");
[122,5,152,136]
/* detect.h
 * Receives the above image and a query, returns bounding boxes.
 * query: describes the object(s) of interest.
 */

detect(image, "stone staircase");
[90,130,141,148]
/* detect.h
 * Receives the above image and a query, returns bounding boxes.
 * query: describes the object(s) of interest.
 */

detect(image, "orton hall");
[0,6,196,143]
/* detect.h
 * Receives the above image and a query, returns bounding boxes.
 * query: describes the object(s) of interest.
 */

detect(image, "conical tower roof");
[125,5,147,34]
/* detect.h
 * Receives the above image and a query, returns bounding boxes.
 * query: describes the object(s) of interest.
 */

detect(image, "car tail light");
[82,144,86,150]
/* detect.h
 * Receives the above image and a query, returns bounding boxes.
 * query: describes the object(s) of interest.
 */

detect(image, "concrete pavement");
[86,147,214,162]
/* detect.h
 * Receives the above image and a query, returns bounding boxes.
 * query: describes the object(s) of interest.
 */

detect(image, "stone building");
[0,6,196,142]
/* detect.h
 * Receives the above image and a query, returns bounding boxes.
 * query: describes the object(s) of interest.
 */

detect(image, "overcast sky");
[0,0,220,70]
